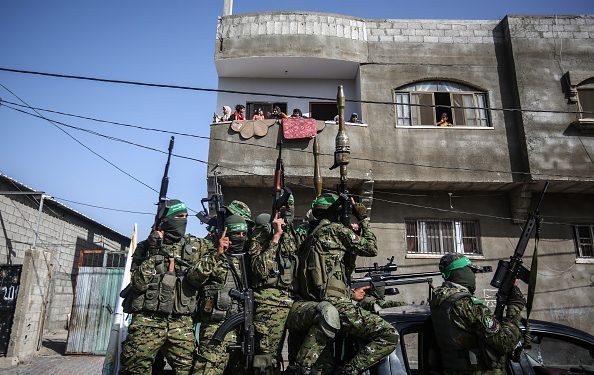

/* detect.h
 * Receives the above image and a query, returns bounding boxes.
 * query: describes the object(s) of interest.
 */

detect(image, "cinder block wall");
[0,177,129,333]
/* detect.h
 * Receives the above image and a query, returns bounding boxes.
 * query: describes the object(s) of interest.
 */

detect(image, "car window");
[523,334,594,372]
[402,332,419,371]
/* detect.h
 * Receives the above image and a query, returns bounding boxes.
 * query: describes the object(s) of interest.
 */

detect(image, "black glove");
[352,203,368,221]
[147,230,162,250]
[506,285,526,322]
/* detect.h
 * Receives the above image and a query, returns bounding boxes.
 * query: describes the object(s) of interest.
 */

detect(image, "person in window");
[270,106,288,120]
[349,113,361,123]
[252,108,265,120]
[436,112,452,126]
[291,108,303,118]
[229,104,246,121]
[213,106,232,123]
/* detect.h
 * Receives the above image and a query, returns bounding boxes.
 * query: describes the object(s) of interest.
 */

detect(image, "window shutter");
[452,94,465,125]
[419,93,434,125]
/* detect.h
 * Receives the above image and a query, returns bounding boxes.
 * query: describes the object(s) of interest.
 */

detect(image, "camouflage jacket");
[299,218,378,301]
[186,250,242,321]
[430,282,522,373]
[249,224,300,307]
[126,234,213,315]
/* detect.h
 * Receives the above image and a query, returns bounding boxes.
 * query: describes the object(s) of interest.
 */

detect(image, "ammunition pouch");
[202,284,237,322]
[252,354,279,374]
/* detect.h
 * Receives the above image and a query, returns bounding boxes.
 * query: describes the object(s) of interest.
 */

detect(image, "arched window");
[394,80,490,127]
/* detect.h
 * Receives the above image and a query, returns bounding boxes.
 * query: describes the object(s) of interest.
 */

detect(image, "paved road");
[0,355,104,375]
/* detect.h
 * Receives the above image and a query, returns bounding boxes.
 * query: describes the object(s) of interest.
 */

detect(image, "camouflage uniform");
[249,221,301,374]
[189,215,248,375]
[292,216,399,374]
[120,233,213,375]
[430,254,524,375]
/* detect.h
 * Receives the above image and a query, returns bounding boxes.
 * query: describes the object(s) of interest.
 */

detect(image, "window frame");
[405,218,483,256]
[573,224,594,259]
[577,86,594,120]
[394,81,492,129]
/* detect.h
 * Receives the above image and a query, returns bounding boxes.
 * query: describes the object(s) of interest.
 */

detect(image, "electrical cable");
[1,67,593,115]
[3,101,594,181]
[1,93,591,228]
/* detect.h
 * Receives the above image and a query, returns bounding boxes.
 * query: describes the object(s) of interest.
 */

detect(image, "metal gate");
[0,265,22,356]
[66,250,125,355]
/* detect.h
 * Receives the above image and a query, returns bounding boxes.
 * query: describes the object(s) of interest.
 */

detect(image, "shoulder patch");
[483,315,500,334]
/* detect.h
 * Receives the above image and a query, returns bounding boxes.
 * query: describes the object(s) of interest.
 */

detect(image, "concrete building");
[208,10,594,333]
[0,174,129,364]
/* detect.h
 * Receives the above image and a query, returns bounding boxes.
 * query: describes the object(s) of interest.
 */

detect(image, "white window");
[395,81,490,127]
[573,224,594,258]
[406,219,482,255]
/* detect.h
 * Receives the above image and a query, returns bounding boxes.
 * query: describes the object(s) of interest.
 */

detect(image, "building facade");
[208,12,594,333]
[0,174,130,360]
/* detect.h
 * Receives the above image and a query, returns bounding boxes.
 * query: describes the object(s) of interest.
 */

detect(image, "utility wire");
[3,101,594,181]
[1,95,591,227]
[4,103,588,226]
[1,67,593,115]
[51,196,154,215]
[0,83,159,194]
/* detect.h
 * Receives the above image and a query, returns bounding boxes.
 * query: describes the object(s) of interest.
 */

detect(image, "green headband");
[311,196,338,208]
[167,202,187,216]
[228,202,251,219]
[226,222,248,233]
[442,256,472,279]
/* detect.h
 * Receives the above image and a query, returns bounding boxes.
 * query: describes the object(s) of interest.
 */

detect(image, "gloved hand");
[147,230,163,250]
[132,256,156,292]
[505,285,526,322]
[352,203,368,221]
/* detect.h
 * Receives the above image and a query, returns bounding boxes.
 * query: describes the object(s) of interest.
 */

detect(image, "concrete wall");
[0,177,129,335]
[505,15,594,181]
[210,12,594,333]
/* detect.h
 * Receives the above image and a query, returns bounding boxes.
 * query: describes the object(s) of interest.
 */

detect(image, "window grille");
[573,224,594,258]
[405,219,482,255]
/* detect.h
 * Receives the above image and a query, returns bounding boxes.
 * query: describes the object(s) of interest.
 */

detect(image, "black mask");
[160,216,187,244]
[228,234,247,254]
[449,267,476,294]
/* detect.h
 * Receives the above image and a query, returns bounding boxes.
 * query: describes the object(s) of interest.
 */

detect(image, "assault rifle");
[154,136,175,231]
[490,182,549,322]
[271,138,292,221]
[212,253,255,369]
[350,257,492,299]
[197,165,226,242]
[152,136,177,271]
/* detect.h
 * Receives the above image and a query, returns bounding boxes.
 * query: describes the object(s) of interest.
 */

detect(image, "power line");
[4,101,594,181]
[1,96,591,227]
[0,83,159,194]
[51,196,154,215]
[2,107,586,228]
[1,67,592,115]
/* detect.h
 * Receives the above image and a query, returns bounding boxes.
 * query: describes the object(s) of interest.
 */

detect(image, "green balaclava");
[311,193,340,222]
[159,199,188,244]
[439,254,477,293]
[280,194,295,225]
[225,214,248,254]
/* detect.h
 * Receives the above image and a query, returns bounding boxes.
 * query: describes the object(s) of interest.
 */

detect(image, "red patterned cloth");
[282,118,317,139]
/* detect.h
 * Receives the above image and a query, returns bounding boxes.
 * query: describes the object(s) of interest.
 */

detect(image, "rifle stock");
[490,182,549,321]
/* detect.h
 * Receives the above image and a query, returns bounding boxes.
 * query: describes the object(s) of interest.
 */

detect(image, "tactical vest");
[123,236,199,315]
[295,220,349,301]
[260,226,299,291]
[199,255,240,322]
[430,284,498,372]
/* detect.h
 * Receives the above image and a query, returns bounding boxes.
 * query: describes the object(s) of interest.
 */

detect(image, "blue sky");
[1,1,593,241]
